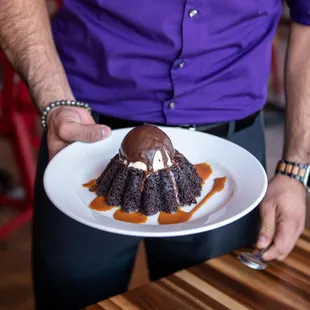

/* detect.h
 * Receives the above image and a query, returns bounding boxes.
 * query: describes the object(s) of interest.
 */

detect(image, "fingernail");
[101,126,111,138]
[257,235,266,247]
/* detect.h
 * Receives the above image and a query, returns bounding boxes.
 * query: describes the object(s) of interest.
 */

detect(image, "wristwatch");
[275,159,310,192]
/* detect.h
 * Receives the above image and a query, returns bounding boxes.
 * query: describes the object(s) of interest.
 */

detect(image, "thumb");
[257,202,276,249]
[59,122,111,143]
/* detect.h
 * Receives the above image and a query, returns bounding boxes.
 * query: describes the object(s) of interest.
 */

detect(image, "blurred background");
[0,1,309,309]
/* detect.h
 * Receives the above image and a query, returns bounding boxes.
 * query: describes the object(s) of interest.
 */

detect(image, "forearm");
[283,22,310,163]
[0,0,74,111]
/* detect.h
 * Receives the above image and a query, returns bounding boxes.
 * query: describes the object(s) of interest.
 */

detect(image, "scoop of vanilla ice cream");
[127,161,147,171]
[152,149,172,171]
[124,148,172,172]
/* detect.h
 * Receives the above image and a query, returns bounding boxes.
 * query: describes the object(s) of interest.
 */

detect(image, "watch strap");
[275,159,310,187]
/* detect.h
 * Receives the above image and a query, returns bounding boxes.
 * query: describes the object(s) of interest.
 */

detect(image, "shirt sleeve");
[286,0,310,25]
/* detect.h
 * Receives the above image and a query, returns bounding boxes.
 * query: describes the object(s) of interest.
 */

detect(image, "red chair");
[0,0,62,240]
[0,57,38,239]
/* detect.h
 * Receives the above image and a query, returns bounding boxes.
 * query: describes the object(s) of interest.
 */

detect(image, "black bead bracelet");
[40,100,91,129]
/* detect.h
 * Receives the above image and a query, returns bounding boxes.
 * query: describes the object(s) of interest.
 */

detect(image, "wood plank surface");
[87,229,310,310]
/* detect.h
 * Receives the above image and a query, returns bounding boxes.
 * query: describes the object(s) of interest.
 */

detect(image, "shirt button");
[189,9,198,18]
[168,101,176,110]
[177,61,185,69]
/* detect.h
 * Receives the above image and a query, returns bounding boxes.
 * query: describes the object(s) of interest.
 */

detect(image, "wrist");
[28,75,75,113]
[35,93,76,113]
[42,100,91,129]
[275,159,310,193]
[282,151,310,166]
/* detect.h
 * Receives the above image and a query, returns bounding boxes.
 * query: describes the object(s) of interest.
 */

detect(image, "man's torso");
[52,0,282,124]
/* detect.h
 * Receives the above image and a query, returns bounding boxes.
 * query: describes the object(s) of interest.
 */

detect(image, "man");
[0,1,308,309]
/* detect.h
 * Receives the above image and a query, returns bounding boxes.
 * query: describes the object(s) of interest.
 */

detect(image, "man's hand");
[47,106,111,160]
[256,174,306,261]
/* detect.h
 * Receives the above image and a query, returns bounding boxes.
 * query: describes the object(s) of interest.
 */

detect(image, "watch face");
[307,176,310,188]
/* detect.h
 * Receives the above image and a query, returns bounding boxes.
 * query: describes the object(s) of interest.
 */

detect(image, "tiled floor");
[0,108,309,310]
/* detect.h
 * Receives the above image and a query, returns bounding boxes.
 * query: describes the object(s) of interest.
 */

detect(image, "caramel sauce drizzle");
[89,196,114,212]
[83,163,226,225]
[82,179,97,192]
[158,177,226,225]
[194,163,212,184]
[113,209,147,224]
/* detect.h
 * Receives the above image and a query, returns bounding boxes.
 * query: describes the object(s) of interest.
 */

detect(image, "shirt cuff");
[287,1,310,25]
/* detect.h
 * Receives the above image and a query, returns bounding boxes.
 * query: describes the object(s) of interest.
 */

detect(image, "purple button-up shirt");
[52,1,310,125]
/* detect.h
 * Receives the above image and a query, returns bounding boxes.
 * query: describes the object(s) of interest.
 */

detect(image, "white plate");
[43,126,267,237]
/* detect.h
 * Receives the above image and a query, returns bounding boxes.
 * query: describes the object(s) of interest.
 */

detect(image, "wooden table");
[87,229,310,310]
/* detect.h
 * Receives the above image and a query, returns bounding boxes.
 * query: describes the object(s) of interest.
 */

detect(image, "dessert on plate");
[95,125,203,215]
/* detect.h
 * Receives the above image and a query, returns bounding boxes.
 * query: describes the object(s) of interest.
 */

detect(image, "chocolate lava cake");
[95,125,203,216]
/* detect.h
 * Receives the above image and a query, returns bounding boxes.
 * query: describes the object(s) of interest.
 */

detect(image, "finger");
[256,202,276,249]
[262,220,295,261]
[48,139,68,161]
[277,225,302,261]
[59,122,111,143]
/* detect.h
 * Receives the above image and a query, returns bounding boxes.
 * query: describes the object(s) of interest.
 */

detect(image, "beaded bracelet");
[40,100,91,129]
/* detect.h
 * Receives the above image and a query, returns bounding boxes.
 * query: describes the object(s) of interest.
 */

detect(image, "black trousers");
[32,113,266,310]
